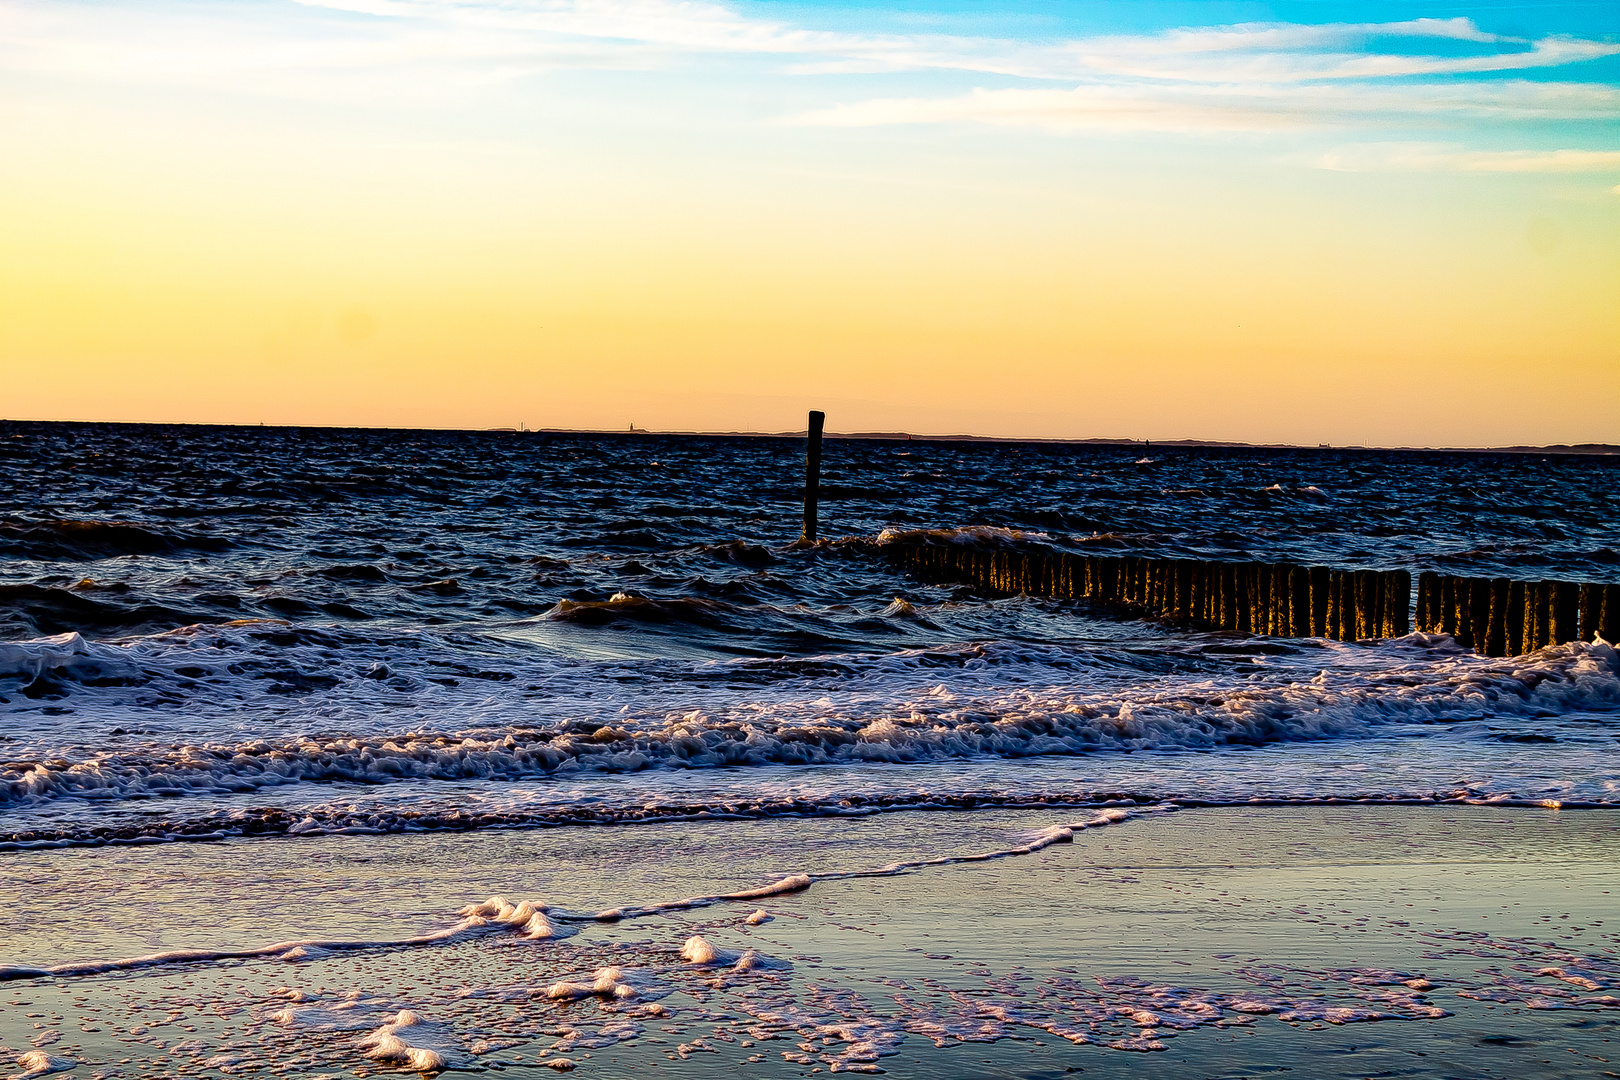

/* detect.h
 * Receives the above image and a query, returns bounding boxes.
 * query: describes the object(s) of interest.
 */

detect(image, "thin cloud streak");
[1071,35,1619,85]
[1315,144,1620,172]
[792,81,1620,134]
[5,0,1617,152]
[13,0,1604,90]
[289,2,1616,83]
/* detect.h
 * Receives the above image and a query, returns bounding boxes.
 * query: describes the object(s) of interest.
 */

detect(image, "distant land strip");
[517,428,1620,455]
[2,418,1615,455]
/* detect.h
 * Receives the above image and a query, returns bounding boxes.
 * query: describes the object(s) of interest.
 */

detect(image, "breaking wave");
[3,634,1616,822]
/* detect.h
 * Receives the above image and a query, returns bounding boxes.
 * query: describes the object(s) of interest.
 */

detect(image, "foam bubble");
[681,936,721,964]
[13,1051,77,1079]
[358,1009,470,1072]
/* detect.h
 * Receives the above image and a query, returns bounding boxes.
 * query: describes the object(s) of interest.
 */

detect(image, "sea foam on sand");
[3,806,1619,1078]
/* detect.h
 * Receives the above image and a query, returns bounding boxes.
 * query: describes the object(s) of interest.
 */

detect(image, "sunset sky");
[3,1,1617,445]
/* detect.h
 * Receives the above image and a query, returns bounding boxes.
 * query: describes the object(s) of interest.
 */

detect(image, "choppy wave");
[4,427,1620,866]
[2,632,1615,841]
[0,519,233,561]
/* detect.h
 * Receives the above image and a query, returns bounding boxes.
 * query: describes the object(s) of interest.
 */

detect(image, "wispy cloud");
[1073,36,1617,85]
[5,0,1618,144]
[284,4,1619,84]
[11,2,1618,87]
[1314,143,1620,173]
[794,81,1620,133]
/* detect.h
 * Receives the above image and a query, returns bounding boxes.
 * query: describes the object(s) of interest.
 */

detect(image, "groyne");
[887,544,1618,656]
[1415,572,1619,656]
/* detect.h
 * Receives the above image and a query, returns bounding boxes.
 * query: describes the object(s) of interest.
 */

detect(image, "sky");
[2,1,1617,445]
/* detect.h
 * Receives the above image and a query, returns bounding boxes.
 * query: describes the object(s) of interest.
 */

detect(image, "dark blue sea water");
[3,421,1619,848]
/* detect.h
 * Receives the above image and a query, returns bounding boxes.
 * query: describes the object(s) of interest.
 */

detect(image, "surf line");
[0,808,1150,982]
[571,806,1142,921]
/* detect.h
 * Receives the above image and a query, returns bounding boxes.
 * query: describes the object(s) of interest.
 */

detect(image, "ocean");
[3,421,1618,1078]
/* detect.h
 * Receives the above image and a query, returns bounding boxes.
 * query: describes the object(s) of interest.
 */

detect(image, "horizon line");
[3,416,1617,456]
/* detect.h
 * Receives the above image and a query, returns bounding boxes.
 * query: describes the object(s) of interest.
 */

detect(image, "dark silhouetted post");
[1551,581,1581,645]
[801,410,825,544]
[1486,578,1510,656]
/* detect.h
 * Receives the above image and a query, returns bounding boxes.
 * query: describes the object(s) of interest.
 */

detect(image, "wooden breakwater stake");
[1415,572,1620,656]
[888,545,1409,642]
[801,410,825,544]
[889,543,1617,654]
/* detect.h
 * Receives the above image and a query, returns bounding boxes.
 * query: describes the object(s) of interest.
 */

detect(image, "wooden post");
[1580,584,1602,644]
[1187,562,1206,625]
[1458,575,1477,647]
[1416,571,1439,633]
[1263,566,1276,634]
[1551,582,1581,645]
[1506,580,1527,655]
[1384,570,1411,638]
[1468,577,1490,651]
[1102,557,1120,602]
[1324,571,1342,640]
[1287,566,1308,637]
[1304,566,1324,637]
[1485,578,1510,657]
[1600,584,1620,645]
[801,410,824,544]
[1243,564,1263,634]
[1360,569,1381,640]
[1527,582,1550,651]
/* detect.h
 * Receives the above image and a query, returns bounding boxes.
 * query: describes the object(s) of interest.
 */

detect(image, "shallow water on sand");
[2,807,1617,1078]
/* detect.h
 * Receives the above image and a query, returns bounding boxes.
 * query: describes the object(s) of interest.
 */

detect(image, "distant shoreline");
[3,417,1616,456]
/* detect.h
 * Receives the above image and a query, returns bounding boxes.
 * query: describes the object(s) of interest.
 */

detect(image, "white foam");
[680,936,721,964]
[458,896,576,940]
[1,896,581,982]
[584,874,813,921]
[543,966,668,1002]
[546,1019,643,1052]
[873,526,1051,549]
[5,629,1618,832]
[265,988,408,1035]
[358,1010,471,1072]
[13,1052,77,1079]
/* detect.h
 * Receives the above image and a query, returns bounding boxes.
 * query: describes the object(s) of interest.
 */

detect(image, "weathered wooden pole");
[1526,581,1550,651]
[1466,577,1490,651]
[801,410,824,543]
[1506,580,1527,655]
[1416,572,1438,633]
[1551,581,1581,645]
[1485,577,1510,656]
[1383,570,1411,638]
[1601,584,1620,644]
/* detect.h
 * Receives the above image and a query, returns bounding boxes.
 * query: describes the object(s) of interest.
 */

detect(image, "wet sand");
[3,805,1617,1079]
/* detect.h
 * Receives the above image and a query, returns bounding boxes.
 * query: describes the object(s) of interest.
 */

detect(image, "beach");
[2,423,1618,1078]
[4,806,1618,1078]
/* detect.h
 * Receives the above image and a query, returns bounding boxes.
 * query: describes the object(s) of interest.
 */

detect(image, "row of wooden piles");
[889,546,1620,655]
[890,546,1408,641]
[1416,573,1620,656]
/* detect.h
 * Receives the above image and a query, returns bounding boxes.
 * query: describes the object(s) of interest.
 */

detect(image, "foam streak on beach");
[2,423,1618,1078]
